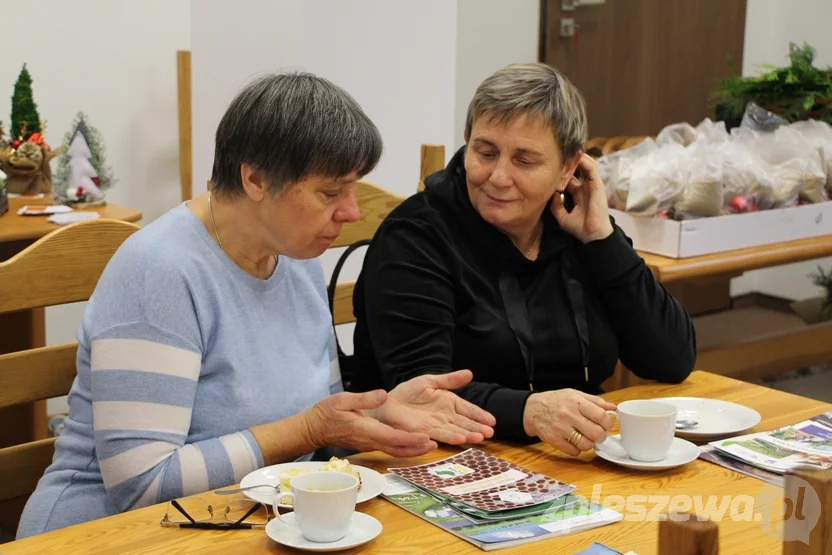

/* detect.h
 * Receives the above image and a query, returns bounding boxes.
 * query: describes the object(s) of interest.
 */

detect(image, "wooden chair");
[0,218,141,534]
[329,181,406,325]
[329,144,446,326]
[417,144,445,193]
[177,50,192,202]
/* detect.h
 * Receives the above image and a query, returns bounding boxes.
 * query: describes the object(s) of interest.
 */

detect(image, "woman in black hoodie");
[351,63,696,454]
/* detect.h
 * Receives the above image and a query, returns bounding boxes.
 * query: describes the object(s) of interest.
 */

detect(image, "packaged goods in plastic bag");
[656,122,697,147]
[672,144,724,218]
[695,118,730,144]
[722,132,773,208]
[784,119,832,194]
[740,102,788,132]
[754,126,827,206]
[600,138,657,210]
[624,144,687,217]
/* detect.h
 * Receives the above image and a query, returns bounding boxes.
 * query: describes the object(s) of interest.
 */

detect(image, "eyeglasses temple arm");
[232,502,263,525]
[171,499,197,524]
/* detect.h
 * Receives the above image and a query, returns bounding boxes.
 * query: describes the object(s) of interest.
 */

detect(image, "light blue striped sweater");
[17,203,341,538]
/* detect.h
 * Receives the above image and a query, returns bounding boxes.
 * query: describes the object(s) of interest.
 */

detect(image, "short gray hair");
[465,63,588,162]
[211,72,382,197]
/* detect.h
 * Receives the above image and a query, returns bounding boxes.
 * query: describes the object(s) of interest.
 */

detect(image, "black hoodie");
[351,147,696,441]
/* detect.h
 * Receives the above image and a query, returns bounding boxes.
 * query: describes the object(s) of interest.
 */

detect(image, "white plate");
[266,512,382,552]
[595,436,700,471]
[240,462,386,508]
[654,397,761,441]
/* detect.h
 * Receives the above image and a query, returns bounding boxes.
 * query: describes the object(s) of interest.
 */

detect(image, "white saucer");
[240,462,386,508]
[595,436,700,471]
[266,512,382,552]
[654,397,761,441]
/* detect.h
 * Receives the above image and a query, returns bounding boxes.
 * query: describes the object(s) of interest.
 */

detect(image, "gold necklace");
[208,192,278,271]
[526,222,543,259]
[208,192,224,251]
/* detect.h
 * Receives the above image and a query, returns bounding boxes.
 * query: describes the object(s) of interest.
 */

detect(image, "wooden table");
[0,196,142,446]
[639,235,832,285]
[606,236,832,389]
[3,371,828,555]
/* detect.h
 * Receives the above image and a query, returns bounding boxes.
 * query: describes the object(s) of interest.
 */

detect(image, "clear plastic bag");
[625,144,687,217]
[600,138,657,210]
[783,119,832,195]
[753,126,827,207]
[656,122,698,147]
[722,132,773,208]
[740,102,788,132]
[672,144,724,218]
[695,118,730,144]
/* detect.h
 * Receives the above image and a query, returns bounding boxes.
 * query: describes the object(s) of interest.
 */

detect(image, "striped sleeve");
[90,322,264,511]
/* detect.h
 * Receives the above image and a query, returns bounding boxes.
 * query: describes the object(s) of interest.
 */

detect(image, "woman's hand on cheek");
[550,153,614,244]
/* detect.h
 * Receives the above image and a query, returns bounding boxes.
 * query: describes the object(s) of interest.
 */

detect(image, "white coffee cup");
[603,399,677,462]
[274,471,359,543]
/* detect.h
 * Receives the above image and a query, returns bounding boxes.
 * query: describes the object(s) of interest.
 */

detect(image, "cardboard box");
[610,202,832,258]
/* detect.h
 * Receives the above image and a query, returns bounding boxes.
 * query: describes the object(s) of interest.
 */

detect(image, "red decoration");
[77,186,85,197]
[92,177,100,186]
[11,139,20,149]
[27,132,43,145]
[730,195,749,213]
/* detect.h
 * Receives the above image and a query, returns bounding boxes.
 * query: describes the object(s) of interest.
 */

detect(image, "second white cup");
[603,399,677,462]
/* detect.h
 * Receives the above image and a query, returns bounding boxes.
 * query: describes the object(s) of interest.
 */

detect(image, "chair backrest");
[177,49,193,201]
[0,218,140,505]
[329,144,449,327]
[329,180,405,326]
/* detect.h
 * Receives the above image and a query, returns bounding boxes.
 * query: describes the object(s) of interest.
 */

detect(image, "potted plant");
[711,42,832,126]
[791,266,832,324]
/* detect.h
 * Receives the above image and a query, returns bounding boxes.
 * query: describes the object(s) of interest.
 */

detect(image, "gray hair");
[210,72,382,197]
[465,63,588,162]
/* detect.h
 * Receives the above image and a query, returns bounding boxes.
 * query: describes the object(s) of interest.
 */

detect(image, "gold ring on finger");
[568,430,583,447]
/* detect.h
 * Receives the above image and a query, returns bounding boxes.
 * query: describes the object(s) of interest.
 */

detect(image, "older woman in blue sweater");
[17,73,495,538]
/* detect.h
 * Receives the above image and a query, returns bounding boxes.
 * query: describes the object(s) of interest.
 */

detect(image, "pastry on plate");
[320,456,362,489]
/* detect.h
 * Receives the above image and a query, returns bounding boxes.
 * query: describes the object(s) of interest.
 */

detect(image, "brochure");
[387,448,576,514]
[382,474,623,552]
[698,445,784,486]
[709,412,832,474]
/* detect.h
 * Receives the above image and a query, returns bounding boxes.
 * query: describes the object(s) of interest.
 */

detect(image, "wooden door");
[542,0,747,138]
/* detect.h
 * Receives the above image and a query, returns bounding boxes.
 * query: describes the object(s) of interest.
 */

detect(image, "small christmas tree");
[66,124,103,201]
[54,112,116,203]
[10,64,42,141]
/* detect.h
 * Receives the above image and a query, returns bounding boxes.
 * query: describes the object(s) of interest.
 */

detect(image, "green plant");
[10,64,42,141]
[711,42,832,124]
[810,265,832,317]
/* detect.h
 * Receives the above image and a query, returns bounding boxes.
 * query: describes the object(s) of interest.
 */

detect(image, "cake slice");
[319,456,362,489]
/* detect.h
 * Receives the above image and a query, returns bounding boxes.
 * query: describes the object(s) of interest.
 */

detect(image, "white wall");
[454,0,540,150]
[738,0,832,301]
[0,0,191,413]
[191,0,459,201]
